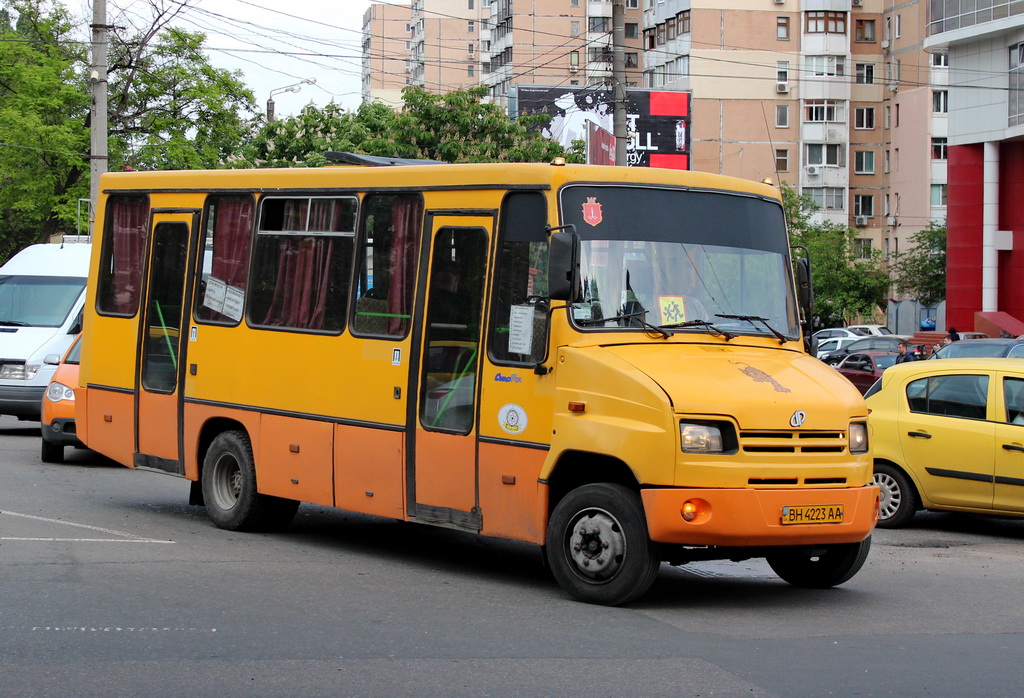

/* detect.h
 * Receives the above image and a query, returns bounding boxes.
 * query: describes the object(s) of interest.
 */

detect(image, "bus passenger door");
[409,216,493,530]
[135,212,198,474]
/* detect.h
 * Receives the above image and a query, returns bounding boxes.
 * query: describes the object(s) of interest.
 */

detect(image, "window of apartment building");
[678,11,691,33]
[932,137,948,160]
[776,104,790,128]
[884,194,890,216]
[643,70,654,87]
[1011,44,1024,127]
[854,106,875,129]
[571,0,579,5]
[777,61,790,82]
[570,20,580,37]
[806,187,845,210]
[804,100,845,123]
[806,11,847,34]
[776,149,790,172]
[894,14,902,38]
[932,52,948,67]
[931,184,948,206]
[853,238,873,259]
[885,105,891,128]
[468,63,475,77]
[676,55,689,78]
[625,22,639,39]
[933,89,948,113]
[657,22,666,44]
[808,55,845,77]
[856,63,875,84]
[570,51,580,68]
[468,0,474,7]
[855,19,876,42]
[667,17,677,40]
[590,46,613,62]
[591,17,610,33]
[644,28,656,49]
[806,143,844,166]
[626,52,639,68]
[894,148,899,170]
[626,0,639,7]
[854,195,874,217]
[777,17,790,40]
[854,151,875,174]
[468,20,475,33]
[895,104,900,126]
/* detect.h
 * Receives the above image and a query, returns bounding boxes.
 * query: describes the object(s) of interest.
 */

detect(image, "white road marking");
[0,509,175,544]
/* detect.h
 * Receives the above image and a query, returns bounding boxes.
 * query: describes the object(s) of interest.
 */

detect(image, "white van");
[0,242,91,420]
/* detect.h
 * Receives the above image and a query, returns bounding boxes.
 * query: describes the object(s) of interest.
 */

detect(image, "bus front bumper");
[642,485,879,547]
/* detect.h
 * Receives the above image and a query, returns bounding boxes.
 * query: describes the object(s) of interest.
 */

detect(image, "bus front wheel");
[766,537,871,589]
[545,483,660,606]
[202,430,298,532]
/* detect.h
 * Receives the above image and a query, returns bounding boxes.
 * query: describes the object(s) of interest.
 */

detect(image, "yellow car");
[866,357,1024,527]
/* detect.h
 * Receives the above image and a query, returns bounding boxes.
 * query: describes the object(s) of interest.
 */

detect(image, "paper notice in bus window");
[203,276,227,314]
[508,305,534,355]
[222,285,245,322]
[572,304,593,321]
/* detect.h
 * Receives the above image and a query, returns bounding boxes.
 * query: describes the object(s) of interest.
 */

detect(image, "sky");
[111,0,374,118]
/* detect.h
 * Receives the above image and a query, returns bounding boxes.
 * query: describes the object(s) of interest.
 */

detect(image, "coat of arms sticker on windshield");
[582,197,603,226]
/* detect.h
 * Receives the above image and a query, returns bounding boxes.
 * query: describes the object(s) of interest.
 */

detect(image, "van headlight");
[680,421,734,454]
[0,363,39,380]
[849,422,869,454]
[46,381,75,402]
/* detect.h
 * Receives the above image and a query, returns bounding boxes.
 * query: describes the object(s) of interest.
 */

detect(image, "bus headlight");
[0,363,39,380]
[849,422,869,454]
[46,381,75,402]
[680,422,724,453]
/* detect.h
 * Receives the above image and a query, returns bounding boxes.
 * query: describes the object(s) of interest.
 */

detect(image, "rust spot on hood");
[730,360,791,393]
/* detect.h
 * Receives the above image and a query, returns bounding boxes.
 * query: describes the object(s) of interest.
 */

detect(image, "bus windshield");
[559,185,799,339]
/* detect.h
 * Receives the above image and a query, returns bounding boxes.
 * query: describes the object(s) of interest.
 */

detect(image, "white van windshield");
[0,276,86,327]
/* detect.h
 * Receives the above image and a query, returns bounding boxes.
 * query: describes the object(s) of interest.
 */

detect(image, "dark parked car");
[834,352,898,395]
[930,337,1024,360]
[821,336,922,365]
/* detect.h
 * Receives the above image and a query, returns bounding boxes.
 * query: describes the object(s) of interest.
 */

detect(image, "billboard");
[516,85,691,169]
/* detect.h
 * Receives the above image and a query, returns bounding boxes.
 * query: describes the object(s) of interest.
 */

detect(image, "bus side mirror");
[796,255,813,315]
[548,226,580,302]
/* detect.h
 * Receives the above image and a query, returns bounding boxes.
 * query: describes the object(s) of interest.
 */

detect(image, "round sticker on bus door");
[499,403,528,435]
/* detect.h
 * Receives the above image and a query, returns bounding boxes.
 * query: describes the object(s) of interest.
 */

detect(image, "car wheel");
[201,430,299,532]
[545,483,660,606]
[766,537,871,588]
[873,462,919,528]
[40,438,64,464]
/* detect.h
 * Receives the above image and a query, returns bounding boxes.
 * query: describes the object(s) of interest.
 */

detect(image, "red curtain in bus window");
[260,236,336,330]
[107,197,149,314]
[387,196,421,334]
[210,197,253,288]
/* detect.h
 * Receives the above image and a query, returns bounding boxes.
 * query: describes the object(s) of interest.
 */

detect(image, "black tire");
[545,483,660,606]
[201,430,299,532]
[40,439,64,464]
[767,536,871,589]
[873,462,919,528]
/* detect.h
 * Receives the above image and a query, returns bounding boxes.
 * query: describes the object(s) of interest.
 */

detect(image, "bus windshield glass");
[559,185,799,339]
[0,276,86,328]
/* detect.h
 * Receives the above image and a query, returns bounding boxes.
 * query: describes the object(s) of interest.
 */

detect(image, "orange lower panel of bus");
[642,485,879,547]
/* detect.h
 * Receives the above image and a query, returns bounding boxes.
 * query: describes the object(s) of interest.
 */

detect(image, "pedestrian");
[947,327,960,342]
[895,341,917,363]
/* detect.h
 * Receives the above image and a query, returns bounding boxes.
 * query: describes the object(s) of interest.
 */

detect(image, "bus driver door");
[409,216,492,531]
[135,211,198,475]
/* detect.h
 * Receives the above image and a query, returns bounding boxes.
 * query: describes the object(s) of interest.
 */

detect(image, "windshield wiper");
[0,320,30,327]
[715,314,789,345]
[659,318,736,341]
[577,310,670,339]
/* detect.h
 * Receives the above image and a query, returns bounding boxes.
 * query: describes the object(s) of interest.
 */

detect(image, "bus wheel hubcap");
[568,509,626,582]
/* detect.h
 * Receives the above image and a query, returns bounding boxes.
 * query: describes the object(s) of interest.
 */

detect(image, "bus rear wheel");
[766,537,871,589]
[545,483,660,606]
[202,430,298,532]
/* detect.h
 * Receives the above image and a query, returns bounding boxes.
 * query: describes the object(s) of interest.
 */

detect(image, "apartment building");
[362,3,414,107]
[924,0,1024,333]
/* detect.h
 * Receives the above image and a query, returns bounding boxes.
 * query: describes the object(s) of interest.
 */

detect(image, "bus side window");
[97,195,149,317]
[194,195,255,325]
[352,194,422,337]
[489,191,549,365]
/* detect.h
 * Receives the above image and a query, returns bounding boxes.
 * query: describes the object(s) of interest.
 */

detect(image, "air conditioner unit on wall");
[806,165,819,175]
[855,216,868,227]
[852,0,863,6]
[881,39,890,49]
[776,82,790,94]
[773,0,786,4]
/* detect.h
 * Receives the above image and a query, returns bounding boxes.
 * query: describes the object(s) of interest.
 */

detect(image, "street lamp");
[266,79,316,123]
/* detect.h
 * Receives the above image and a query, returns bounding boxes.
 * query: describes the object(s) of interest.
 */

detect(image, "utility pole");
[612,0,627,166]
[89,0,109,237]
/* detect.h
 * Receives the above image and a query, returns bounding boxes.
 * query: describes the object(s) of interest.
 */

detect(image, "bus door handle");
[1002,443,1024,453]
[907,431,932,439]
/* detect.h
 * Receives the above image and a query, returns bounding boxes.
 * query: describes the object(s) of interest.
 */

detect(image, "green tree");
[235,85,584,167]
[782,184,890,328]
[889,221,946,306]
[0,0,256,257]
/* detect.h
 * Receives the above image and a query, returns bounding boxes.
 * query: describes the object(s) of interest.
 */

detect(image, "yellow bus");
[79,153,878,605]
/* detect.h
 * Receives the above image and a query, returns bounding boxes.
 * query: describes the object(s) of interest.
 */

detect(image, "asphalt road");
[2,415,1023,697]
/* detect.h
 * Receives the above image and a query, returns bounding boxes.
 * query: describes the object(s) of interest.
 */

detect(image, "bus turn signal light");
[681,500,699,522]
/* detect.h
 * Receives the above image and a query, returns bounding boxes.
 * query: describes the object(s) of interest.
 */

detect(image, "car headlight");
[849,422,869,454]
[680,422,724,454]
[0,363,40,380]
[46,381,75,403]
